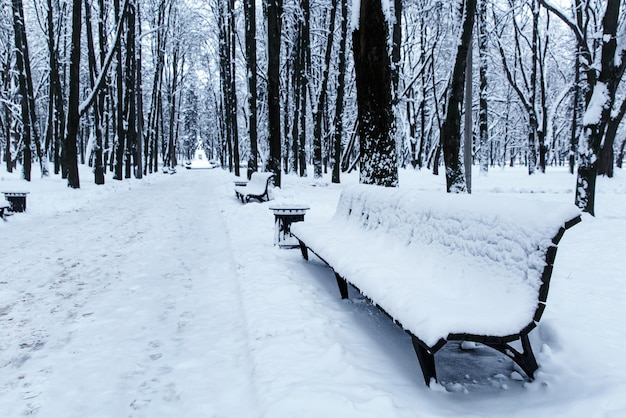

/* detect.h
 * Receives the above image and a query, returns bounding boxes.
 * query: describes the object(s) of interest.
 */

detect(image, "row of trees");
[215,0,625,214]
[0,0,624,215]
[1,0,205,187]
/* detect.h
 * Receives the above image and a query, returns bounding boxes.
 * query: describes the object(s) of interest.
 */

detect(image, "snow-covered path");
[1,172,259,417]
[3,166,626,417]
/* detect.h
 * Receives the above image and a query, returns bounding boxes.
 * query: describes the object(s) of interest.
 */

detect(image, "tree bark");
[332,0,348,184]
[353,0,398,187]
[11,0,33,181]
[64,0,82,188]
[477,0,488,173]
[440,0,476,193]
[574,0,622,215]
[267,0,282,187]
[228,0,240,176]
[244,0,258,177]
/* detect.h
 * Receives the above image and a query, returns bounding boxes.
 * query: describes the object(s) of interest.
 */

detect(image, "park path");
[0,170,259,417]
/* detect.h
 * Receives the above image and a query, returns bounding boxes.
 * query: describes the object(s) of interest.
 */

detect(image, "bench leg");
[298,241,309,260]
[411,336,438,386]
[334,273,349,299]
[483,333,538,380]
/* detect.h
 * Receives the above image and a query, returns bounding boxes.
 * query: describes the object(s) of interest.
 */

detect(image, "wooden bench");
[291,184,581,386]
[2,191,29,212]
[234,172,274,203]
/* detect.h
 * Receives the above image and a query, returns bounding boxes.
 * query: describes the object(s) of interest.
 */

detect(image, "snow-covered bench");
[234,172,274,203]
[290,184,581,386]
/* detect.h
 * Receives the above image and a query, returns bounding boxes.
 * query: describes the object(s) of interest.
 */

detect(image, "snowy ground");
[1,163,625,417]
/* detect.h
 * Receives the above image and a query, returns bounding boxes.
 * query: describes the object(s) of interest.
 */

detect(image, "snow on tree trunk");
[575,0,622,216]
[353,0,398,187]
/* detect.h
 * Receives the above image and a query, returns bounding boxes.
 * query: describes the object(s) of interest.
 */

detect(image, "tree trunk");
[84,0,105,184]
[574,0,621,215]
[440,0,476,193]
[244,0,258,176]
[135,3,144,179]
[391,0,402,95]
[464,37,473,193]
[353,0,398,187]
[332,0,348,184]
[569,46,581,175]
[617,139,625,169]
[313,0,338,179]
[298,0,310,178]
[11,0,33,181]
[477,0,488,173]
[125,0,137,178]
[64,0,82,188]
[598,97,626,177]
[267,0,282,187]
[114,0,125,180]
[229,0,240,176]
[46,0,66,177]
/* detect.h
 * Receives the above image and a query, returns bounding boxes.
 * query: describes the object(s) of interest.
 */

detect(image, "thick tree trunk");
[267,0,282,187]
[574,0,621,215]
[353,0,398,187]
[64,0,82,188]
[125,0,137,178]
[598,97,626,177]
[11,0,33,181]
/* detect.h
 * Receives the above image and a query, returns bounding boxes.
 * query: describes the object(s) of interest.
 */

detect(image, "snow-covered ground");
[1,163,625,417]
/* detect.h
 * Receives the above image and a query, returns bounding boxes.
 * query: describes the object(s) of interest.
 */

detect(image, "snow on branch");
[79,0,130,117]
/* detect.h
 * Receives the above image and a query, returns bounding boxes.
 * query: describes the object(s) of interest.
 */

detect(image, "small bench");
[291,184,581,386]
[2,191,29,212]
[234,172,274,203]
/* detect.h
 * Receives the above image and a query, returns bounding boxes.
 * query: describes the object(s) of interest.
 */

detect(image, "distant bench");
[2,191,29,212]
[291,185,581,386]
[234,172,274,203]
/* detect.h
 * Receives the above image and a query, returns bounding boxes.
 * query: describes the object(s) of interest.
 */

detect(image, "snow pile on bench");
[291,184,581,348]
[234,172,274,203]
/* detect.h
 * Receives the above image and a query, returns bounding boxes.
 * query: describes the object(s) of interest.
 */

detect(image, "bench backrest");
[332,185,581,319]
[250,172,274,186]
